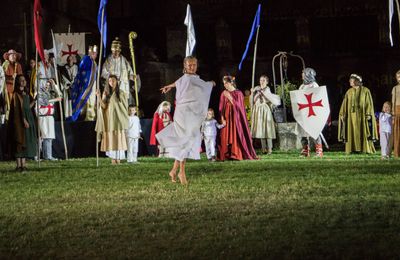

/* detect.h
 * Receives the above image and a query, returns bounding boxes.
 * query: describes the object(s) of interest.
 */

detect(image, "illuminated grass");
[0,151,399,258]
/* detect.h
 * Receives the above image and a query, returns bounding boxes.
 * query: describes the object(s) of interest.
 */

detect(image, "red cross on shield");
[290,86,330,139]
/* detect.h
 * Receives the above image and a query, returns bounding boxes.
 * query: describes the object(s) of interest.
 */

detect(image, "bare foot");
[178,171,188,185]
[169,170,177,183]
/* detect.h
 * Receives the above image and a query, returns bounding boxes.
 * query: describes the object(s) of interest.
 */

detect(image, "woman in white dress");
[157,56,216,184]
[250,75,277,154]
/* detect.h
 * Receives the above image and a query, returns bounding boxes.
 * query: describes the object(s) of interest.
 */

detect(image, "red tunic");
[218,90,257,161]
[150,111,172,145]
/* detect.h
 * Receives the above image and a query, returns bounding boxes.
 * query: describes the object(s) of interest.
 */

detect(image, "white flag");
[53,33,86,65]
[290,86,330,140]
[389,0,394,47]
[184,4,196,57]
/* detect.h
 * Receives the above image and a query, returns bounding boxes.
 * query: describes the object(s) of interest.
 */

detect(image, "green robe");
[338,86,378,154]
[8,93,37,158]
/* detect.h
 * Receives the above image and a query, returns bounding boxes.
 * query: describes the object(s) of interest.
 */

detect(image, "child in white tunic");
[379,101,392,159]
[126,105,141,163]
[201,108,225,161]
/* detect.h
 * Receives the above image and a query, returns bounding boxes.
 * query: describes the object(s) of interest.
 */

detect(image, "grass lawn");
[0,151,400,258]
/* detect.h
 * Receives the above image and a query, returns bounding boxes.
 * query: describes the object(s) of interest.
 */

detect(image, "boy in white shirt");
[126,105,141,163]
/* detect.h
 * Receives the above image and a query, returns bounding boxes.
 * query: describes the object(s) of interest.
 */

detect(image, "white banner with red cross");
[53,33,85,65]
[290,86,330,139]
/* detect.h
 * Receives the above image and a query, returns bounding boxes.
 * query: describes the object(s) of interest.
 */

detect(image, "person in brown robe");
[391,70,400,157]
[8,75,37,171]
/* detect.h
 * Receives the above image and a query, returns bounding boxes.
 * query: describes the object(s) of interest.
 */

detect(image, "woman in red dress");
[218,75,257,161]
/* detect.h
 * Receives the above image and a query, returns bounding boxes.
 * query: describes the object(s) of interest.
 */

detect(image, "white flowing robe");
[156,74,213,161]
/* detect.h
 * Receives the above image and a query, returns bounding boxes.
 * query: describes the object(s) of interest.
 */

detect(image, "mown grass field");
[1,151,400,259]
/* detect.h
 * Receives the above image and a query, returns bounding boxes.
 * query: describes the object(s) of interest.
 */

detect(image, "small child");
[126,105,142,163]
[150,101,172,157]
[379,101,392,159]
[201,108,225,161]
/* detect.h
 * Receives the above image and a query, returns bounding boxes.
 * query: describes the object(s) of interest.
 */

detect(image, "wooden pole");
[251,25,260,89]
[96,8,105,167]
[51,29,68,160]
[35,50,40,167]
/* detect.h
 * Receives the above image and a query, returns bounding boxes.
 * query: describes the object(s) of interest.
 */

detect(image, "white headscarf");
[156,101,171,118]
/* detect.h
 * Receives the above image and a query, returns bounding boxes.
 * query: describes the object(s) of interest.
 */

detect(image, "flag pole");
[395,0,400,34]
[35,49,40,167]
[96,7,105,167]
[51,29,68,160]
[251,25,260,89]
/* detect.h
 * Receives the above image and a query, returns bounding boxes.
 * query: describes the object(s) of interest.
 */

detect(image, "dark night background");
[1,0,399,120]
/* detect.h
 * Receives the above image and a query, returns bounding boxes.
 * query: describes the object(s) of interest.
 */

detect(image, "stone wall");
[276,122,302,151]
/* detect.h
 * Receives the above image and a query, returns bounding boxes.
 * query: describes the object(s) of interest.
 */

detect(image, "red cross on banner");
[297,93,323,117]
[53,33,86,65]
[62,44,79,57]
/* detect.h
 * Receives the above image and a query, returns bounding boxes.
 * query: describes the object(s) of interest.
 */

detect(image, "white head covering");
[156,101,171,118]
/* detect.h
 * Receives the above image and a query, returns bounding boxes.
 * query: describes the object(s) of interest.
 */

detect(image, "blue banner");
[97,0,108,57]
[238,4,261,71]
[69,56,97,121]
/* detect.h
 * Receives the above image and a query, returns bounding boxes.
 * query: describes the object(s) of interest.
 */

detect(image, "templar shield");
[290,86,330,139]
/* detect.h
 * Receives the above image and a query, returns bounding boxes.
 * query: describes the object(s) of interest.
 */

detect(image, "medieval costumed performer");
[295,68,324,157]
[157,56,215,185]
[7,75,37,171]
[218,75,257,161]
[201,108,225,161]
[96,75,129,164]
[69,45,98,121]
[2,49,23,117]
[101,37,134,107]
[379,101,392,160]
[150,101,172,157]
[38,79,62,160]
[250,75,279,155]
[391,70,400,157]
[60,55,78,118]
[37,50,60,96]
[338,74,378,154]
[126,105,141,163]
